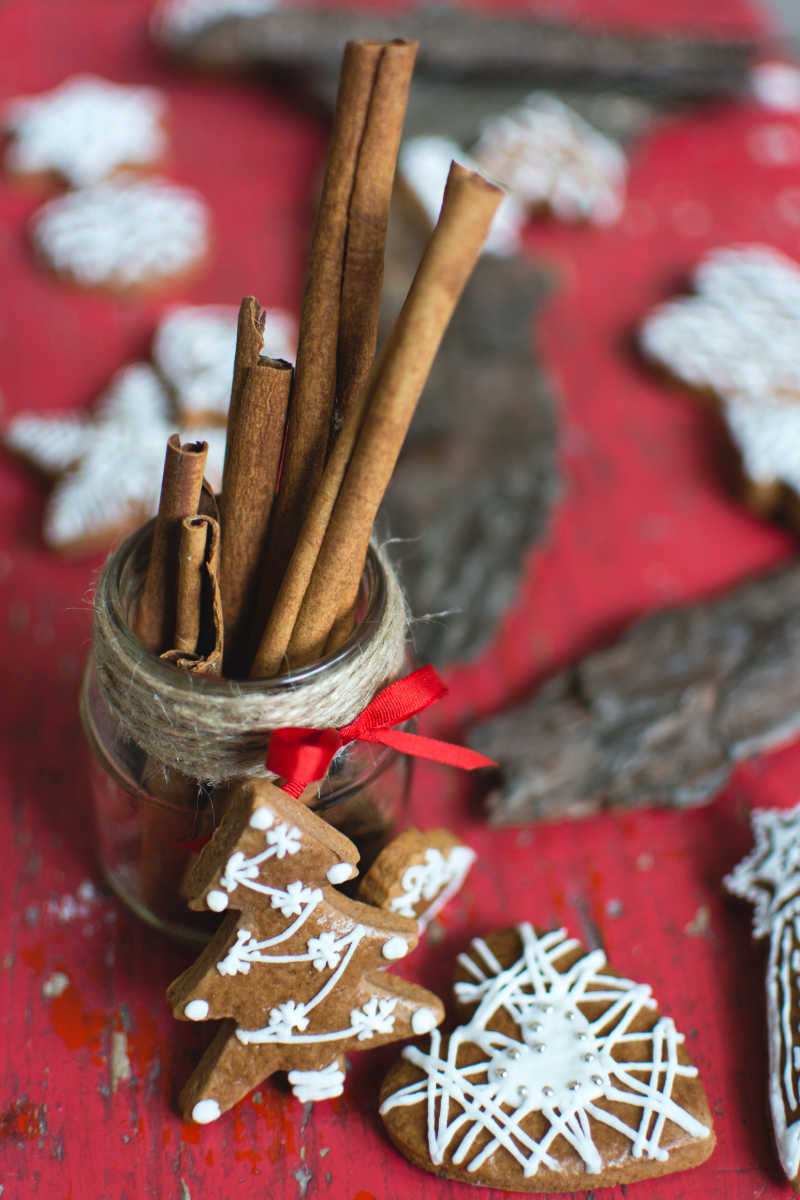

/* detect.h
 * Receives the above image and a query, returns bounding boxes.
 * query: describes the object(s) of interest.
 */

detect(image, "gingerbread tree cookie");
[725,803,800,1188]
[167,780,444,1122]
[380,924,714,1192]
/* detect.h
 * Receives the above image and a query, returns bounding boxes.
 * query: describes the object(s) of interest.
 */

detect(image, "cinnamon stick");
[287,163,503,666]
[256,41,386,620]
[162,515,224,675]
[335,39,417,427]
[134,434,209,654]
[219,355,292,674]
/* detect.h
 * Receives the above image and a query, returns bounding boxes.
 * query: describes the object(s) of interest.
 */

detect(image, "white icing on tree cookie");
[3,75,167,188]
[153,305,297,421]
[471,93,627,226]
[31,176,210,291]
[399,136,526,258]
[169,782,444,1120]
[641,245,800,499]
[389,844,476,928]
[381,924,709,1178]
[4,364,225,553]
[726,804,800,1184]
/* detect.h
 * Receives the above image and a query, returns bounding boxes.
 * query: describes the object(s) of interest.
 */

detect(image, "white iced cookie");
[152,0,279,45]
[640,245,800,517]
[153,304,297,422]
[726,804,800,1187]
[30,176,210,292]
[3,75,168,188]
[4,364,226,555]
[399,136,525,257]
[471,93,627,226]
[380,924,715,1192]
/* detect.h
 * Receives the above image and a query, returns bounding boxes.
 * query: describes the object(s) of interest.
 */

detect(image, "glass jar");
[81,524,413,944]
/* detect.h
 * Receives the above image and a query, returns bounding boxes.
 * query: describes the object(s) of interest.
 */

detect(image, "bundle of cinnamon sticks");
[135,38,503,684]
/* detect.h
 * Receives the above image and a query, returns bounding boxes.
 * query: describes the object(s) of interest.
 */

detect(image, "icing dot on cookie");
[327,862,354,885]
[206,889,229,912]
[382,936,408,960]
[412,1007,438,1035]
[184,999,210,1021]
[192,1098,222,1124]
[249,807,274,831]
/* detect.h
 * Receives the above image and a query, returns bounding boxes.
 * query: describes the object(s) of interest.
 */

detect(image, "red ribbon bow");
[266,664,495,798]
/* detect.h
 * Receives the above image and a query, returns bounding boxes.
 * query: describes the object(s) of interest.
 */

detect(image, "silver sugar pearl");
[542,1085,554,1098]
[577,1033,589,1042]
[581,1052,596,1063]
[507,1047,522,1060]
[532,1042,546,1054]
[517,1085,528,1099]
[528,1022,543,1034]
[591,1075,604,1087]
[495,1067,509,1079]
[565,1010,577,1021]
[568,1080,581,1091]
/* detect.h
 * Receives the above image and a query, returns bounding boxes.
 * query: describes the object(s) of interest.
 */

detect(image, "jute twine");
[91,528,409,784]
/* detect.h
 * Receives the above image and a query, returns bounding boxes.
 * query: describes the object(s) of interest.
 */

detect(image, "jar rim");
[97,519,388,696]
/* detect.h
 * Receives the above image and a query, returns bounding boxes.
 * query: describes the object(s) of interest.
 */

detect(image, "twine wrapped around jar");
[91,525,409,785]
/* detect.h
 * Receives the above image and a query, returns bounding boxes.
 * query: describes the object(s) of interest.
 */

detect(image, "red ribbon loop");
[266,664,495,798]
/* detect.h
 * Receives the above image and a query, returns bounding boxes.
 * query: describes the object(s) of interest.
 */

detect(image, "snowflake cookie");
[380,924,715,1192]
[153,304,297,423]
[4,364,226,555]
[726,803,800,1187]
[471,93,627,226]
[167,779,445,1122]
[640,245,800,524]
[358,828,476,930]
[3,75,168,188]
[30,175,210,293]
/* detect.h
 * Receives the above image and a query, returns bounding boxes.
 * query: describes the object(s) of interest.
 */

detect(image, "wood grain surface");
[0,1,795,1198]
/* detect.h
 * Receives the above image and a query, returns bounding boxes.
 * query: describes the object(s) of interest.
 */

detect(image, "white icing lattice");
[399,136,526,258]
[726,804,800,1182]
[153,304,297,421]
[287,1062,345,1103]
[31,176,210,290]
[471,93,627,226]
[389,844,476,928]
[641,245,800,494]
[4,75,167,188]
[381,924,709,1179]
[4,364,225,551]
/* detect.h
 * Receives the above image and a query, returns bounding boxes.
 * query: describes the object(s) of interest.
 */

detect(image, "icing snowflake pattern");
[380,924,709,1178]
[726,804,800,1182]
[390,845,477,925]
[471,93,627,225]
[351,997,398,1041]
[153,305,297,422]
[4,364,226,552]
[287,1063,346,1103]
[31,175,210,290]
[4,75,167,187]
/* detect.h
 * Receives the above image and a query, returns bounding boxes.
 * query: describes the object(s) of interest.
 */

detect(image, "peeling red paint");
[0,1100,46,1144]
[250,1087,298,1164]
[21,943,46,975]
[48,983,105,1063]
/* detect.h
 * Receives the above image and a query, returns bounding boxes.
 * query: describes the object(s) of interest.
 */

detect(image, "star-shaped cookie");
[4,74,168,189]
[5,363,226,555]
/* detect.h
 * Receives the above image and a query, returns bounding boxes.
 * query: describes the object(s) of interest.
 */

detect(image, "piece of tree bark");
[470,562,800,825]
[377,204,559,665]
[159,7,757,102]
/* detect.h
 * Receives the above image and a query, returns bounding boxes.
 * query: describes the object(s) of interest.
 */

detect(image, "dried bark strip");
[470,563,800,824]
[162,7,757,101]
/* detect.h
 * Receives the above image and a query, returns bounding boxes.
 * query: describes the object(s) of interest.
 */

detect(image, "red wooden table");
[1,1,798,1197]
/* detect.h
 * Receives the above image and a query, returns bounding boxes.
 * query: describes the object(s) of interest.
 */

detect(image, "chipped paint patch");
[180,1180,191,1200]
[685,904,711,938]
[110,1031,132,1091]
[42,971,69,998]
[294,1165,313,1197]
